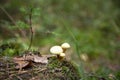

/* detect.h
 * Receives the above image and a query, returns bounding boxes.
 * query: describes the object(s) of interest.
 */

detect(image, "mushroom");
[50,46,63,59]
[61,42,70,53]
[59,53,66,60]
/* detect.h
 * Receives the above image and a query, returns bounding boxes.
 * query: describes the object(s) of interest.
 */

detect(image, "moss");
[0,57,80,80]
[46,57,80,80]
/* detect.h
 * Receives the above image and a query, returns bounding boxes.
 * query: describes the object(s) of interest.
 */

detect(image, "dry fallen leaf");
[13,56,31,70]
[13,57,25,61]
[23,54,34,61]
[42,54,56,58]
[33,55,48,64]
[14,60,30,69]
[13,52,55,72]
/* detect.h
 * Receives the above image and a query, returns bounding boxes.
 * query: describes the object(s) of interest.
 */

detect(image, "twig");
[16,75,23,80]
[10,74,23,80]
[27,8,33,50]
[6,62,10,76]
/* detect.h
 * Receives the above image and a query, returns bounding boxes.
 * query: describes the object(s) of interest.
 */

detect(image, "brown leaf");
[13,53,53,69]
[23,54,34,61]
[33,55,48,64]
[13,57,25,61]
[42,54,56,58]
[14,60,30,69]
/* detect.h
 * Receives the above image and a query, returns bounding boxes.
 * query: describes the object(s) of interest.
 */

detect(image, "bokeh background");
[0,0,120,79]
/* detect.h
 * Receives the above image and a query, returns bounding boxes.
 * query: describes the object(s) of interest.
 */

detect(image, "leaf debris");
[13,51,54,72]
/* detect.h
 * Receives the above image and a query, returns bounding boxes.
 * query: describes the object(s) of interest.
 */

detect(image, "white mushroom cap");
[61,42,70,49]
[59,53,65,57]
[50,46,63,55]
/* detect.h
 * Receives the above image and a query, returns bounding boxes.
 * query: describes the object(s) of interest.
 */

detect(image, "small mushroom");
[61,42,70,53]
[59,53,66,60]
[50,46,63,54]
[50,46,63,59]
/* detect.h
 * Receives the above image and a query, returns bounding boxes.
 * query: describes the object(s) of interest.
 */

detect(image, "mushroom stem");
[57,54,60,59]
[62,48,67,53]
[56,54,64,60]
[56,55,62,60]
[59,53,65,60]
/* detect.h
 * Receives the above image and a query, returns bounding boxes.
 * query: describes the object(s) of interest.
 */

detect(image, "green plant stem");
[27,8,33,50]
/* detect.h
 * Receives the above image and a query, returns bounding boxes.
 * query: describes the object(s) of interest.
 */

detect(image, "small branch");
[27,8,33,50]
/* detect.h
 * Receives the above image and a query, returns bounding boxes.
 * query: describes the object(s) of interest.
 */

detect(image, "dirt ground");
[0,56,80,80]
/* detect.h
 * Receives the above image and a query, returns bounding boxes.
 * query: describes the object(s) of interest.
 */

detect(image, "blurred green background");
[0,0,120,79]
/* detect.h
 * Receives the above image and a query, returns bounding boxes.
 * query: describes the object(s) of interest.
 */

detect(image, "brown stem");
[27,8,33,50]
[63,48,66,53]
[57,54,63,60]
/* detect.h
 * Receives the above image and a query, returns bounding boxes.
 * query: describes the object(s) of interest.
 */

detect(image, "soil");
[0,56,80,80]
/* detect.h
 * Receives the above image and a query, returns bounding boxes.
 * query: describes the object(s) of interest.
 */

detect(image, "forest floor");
[0,56,80,80]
